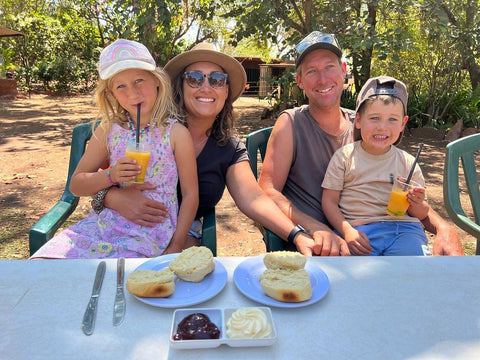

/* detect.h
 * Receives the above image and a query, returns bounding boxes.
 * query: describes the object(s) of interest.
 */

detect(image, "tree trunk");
[467,62,480,92]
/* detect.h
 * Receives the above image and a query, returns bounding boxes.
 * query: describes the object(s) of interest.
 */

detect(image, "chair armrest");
[446,208,480,239]
[201,208,217,256]
[263,228,285,251]
[29,199,79,255]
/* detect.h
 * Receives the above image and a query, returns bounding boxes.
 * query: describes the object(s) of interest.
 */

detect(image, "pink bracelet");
[107,167,118,185]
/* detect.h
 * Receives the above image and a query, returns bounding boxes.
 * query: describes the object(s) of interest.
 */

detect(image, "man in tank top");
[259,31,464,256]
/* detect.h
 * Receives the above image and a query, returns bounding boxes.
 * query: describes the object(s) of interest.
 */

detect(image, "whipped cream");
[226,308,272,339]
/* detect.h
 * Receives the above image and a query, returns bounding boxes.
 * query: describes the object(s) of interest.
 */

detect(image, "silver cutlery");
[81,261,106,335]
[113,257,126,326]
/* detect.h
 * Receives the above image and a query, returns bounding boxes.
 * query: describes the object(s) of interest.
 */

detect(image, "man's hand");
[310,229,350,256]
[432,225,465,255]
[106,183,169,227]
[421,208,465,256]
[292,233,315,256]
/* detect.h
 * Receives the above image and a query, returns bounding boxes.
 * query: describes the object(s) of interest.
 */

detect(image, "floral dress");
[31,119,179,259]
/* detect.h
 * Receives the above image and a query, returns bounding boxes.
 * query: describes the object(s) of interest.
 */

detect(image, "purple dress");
[31,120,179,259]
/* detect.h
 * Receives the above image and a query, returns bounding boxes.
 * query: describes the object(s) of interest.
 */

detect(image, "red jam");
[173,313,220,340]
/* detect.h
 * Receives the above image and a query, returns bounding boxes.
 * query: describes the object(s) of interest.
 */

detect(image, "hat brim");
[99,60,156,80]
[164,49,247,101]
[296,43,343,68]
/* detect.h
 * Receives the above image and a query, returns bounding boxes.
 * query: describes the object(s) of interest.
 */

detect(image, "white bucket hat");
[98,39,156,80]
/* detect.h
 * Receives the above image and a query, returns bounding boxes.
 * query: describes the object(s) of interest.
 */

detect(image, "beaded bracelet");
[107,167,119,186]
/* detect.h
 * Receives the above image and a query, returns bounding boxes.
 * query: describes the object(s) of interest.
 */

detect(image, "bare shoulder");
[269,112,294,147]
[169,120,193,152]
[170,121,191,139]
[273,112,293,133]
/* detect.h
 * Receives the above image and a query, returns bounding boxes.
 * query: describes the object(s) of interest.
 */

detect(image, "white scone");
[126,268,175,298]
[259,268,312,303]
[263,250,306,270]
[168,246,215,282]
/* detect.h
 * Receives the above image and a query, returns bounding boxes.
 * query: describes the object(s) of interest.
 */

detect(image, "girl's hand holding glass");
[109,157,141,184]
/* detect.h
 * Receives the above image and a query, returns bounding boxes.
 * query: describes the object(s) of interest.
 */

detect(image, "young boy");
[321,76,431,256]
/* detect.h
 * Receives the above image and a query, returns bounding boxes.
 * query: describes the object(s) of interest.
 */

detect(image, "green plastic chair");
[245,126,285,251]
[29,121,217,256]
[443,133,480,255]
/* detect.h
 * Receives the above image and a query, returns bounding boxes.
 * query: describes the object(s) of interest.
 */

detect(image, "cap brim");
[99,60,156,80]
[296,43,342,68]
[164,49,247,101]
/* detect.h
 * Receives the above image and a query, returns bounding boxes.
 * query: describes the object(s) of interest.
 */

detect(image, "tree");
[419,0,480,92]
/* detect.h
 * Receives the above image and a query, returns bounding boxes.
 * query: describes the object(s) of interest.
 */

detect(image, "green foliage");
[3,8,99,93]
[34,60,55,90]
[408,88,480,130]
[262,68,305,111]
[0,0,478,129]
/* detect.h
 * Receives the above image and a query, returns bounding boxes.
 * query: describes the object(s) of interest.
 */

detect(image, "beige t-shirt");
[322,141,425,226]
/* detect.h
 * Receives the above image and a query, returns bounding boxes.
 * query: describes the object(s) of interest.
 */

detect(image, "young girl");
[31,39,198,259]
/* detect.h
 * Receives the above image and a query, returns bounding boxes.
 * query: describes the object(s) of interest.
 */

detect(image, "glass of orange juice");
[386,177,421,217]
[125,141,151,184]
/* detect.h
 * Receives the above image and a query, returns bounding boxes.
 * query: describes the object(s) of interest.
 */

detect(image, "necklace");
[125,112,155,138]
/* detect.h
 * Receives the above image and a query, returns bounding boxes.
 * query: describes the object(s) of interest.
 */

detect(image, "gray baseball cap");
[354,76,408,146]
[295,32,342,68]
[355,75,408,113]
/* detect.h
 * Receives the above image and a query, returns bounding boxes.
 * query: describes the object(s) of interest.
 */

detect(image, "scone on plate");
[259,268,312,303]
[263,250,306,270]
[126,268,175,298]
[169,246,215,282]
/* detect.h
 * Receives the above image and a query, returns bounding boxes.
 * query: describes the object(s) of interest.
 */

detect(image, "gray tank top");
[282,105,355,224]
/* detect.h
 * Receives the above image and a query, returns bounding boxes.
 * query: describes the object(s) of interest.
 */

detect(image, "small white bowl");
[170,307,277,349]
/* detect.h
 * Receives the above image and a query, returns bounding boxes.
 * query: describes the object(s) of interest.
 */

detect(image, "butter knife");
[113,257,126,326]
[81,261,106,336]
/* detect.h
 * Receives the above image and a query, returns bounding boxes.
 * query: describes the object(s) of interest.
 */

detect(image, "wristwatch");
[287,224,307,245]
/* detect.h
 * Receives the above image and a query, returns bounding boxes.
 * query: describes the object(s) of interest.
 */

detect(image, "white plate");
[233,255,329,308]
[170,307,277,349]
[130,254,227,308]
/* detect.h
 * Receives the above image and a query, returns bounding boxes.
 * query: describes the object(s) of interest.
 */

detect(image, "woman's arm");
[164,123,199,254]
[226,160,349,256]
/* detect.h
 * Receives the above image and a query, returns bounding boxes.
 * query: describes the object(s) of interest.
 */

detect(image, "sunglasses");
[183,70,228,89]
[295,32,340,60]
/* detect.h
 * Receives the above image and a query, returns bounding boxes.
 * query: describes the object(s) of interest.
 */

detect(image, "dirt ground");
[0,94,476,259]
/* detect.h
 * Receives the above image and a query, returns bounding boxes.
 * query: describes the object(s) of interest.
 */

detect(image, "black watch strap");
[287,225,307,244]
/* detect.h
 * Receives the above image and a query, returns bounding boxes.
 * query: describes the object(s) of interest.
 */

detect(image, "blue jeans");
[354,221,430,256]
[188,219,203,239]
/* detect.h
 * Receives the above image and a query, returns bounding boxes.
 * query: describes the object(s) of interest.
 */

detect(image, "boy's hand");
[345,228,372,255]
[407,187,425,206]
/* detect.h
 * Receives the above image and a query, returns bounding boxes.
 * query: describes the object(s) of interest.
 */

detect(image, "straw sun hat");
[164,42,247,101]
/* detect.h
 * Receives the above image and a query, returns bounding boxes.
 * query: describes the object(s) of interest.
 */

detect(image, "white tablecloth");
[1,256,480,360]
